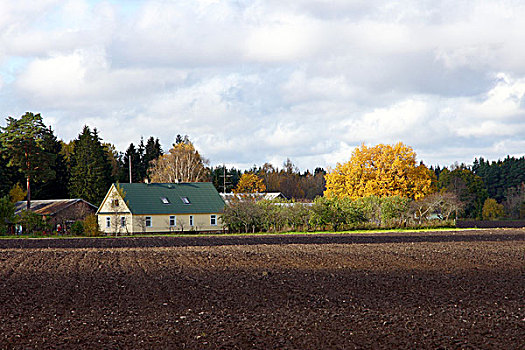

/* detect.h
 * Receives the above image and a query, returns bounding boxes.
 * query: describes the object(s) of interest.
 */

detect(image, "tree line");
[0,113,325,209]
[0,112,523,223]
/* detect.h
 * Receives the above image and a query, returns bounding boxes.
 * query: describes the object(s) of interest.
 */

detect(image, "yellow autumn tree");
[324,142,435,200]
[234,173,266,193]
[149,142,209,183]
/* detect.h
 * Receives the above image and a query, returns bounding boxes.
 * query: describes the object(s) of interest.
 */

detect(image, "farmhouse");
[15,199,98,232]
[97,182,225,234]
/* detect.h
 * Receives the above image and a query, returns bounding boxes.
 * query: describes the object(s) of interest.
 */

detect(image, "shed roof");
[220,192,286,204]
[15,199,97,216]
[113,182,224,215]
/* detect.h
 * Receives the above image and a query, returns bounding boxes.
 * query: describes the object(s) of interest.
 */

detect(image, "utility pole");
[129,154,132,183]
[219,164,232,193]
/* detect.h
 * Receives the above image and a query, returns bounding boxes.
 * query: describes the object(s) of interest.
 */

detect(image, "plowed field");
[1,229,524,349]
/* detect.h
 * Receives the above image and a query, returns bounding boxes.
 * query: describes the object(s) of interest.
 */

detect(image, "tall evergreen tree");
[137,138,146,181]
[143,136,163,180]
[32,127,69,199]
[473,156,525,203]
[122,143,141,183]
[0,142,23,198]
[210,165,241,193]
[0,113,56,209]
[437,166,488,219]
[69,126,113,205]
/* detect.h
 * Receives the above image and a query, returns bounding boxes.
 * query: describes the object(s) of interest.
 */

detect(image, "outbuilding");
[15,199,98,232]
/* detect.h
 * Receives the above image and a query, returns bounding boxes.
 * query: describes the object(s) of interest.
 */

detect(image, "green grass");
[0,226,480,239]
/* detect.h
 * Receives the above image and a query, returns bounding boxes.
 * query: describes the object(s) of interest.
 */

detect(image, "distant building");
[220,192,287,204]
[97,182,225,234]
[15,199,98,231]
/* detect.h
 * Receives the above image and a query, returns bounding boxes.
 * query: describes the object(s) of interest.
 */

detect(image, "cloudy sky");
[1,0,524,171]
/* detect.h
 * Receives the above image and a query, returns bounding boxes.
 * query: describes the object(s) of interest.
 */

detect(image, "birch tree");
[148,142,209,183]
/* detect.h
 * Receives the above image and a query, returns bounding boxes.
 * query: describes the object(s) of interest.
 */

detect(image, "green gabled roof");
[116,182,224,215]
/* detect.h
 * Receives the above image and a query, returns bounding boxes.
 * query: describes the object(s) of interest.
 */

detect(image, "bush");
[70,221,84,235]
[82,214,102,236]
[309,197,366,231]
[482,198,504,220]
[222,198,264,233]
[0,196,16,235]
[19,210,50,234]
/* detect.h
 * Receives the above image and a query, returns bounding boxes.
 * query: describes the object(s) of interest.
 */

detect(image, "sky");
[0,0,524,172]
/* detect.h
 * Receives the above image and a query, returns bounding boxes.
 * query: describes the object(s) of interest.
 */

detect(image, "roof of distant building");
[15,199,97,216]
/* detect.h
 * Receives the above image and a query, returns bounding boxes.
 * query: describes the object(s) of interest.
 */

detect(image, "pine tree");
[0,113,56,209]
[69,126,113,205]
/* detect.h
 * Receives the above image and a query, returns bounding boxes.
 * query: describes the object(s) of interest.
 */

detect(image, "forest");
[0,112,524,226]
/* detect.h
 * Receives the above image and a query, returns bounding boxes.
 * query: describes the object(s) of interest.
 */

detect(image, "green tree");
[438,167,488,219]
[69,126,113,205]
[380,196,410,226]
[122,143,141,183]
[210,165,241,193]
[82,214,102,237]
[19,210,49,234]
[0,196,16,235]
[32,127,69,199]
[482,198,504,220]
[0,147,23,198]
[143,136,162,181]
[0,113,56,209]
[309,197,365,231]
[9,184,27,203]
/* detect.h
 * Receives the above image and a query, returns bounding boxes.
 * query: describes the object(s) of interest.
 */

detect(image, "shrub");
[82,214,102,236]
[0,196,16,235]
[19,210,49,234]
[309,197,365,231]
[482,198,504,220]
[71,221,84,236]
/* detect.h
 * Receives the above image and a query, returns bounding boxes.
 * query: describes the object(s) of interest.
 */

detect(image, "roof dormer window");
[161,197,170,204]
[181,197,190,204]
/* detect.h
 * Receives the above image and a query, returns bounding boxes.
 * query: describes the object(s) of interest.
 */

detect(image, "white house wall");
[99,213,223,234]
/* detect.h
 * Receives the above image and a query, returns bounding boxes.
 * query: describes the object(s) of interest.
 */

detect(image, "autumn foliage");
[324,143,435,200]
[233,173,266,193]
[149,142,209,183]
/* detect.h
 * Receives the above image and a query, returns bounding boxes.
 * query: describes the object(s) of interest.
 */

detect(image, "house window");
[120,216,126,227]
[169,216,176,227]
[189,215,194,226]
[210,215,217,226]
[113,199,119,207]
[161,197,170,204]
[106,217,111,228]
[181,197,190,204]
[145,216,152,227]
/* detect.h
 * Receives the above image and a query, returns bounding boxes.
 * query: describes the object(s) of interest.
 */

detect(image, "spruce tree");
[69,126,113,205]
[143,137,163,180]
[122,143,141,183]
[32,127,69,199]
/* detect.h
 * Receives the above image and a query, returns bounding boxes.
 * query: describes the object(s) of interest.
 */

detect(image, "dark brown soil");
[0,229,524,349]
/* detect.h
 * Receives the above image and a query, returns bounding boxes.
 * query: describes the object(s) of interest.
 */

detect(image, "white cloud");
[1,0,525,172]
